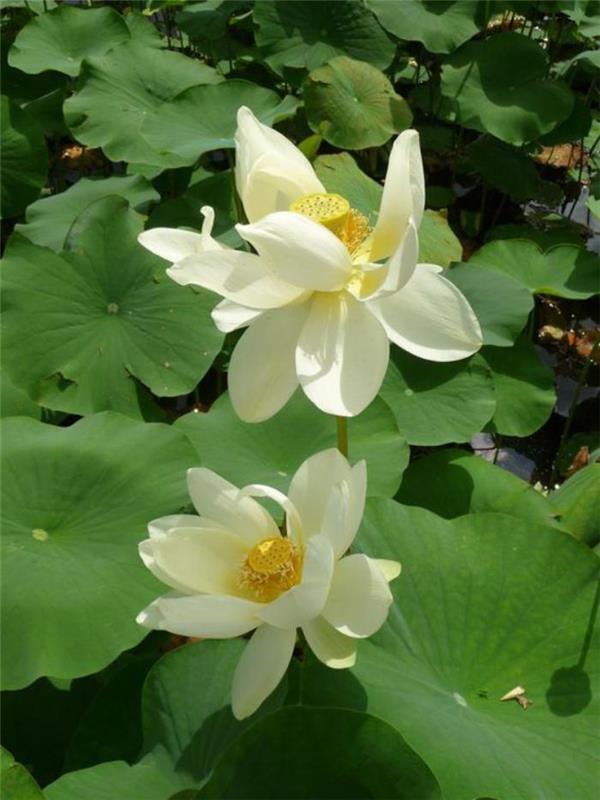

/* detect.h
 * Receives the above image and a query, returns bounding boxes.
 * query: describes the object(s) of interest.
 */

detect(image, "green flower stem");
[336,415,348,458]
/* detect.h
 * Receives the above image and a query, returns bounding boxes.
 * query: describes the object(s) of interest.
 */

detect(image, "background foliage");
[1,1,599,798]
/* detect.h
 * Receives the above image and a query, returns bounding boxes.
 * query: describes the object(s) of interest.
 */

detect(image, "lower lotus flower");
[136,449,400,720]
[138,107,482,423]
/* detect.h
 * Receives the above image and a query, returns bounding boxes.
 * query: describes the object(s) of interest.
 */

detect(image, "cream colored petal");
[138,228,206,263]
[167,250,307,310]
[136,592,261,638]
[147,514,204,539]
[138,526,247,595]
[322,554,393,638]
[231,624,296,720]
[238,483,304,545]
[370,130,425,262]
[302,616,357,669]
[296,292,389,416]
[211,299,263,333]
[257,535,334,629]
[235,106,324,222]
[228,304,309,423]
[319,460,367,558]
[369,218,419,299]
[237,212,352,291]
[367,264,483,362]
[375,559,402,582]
[186,468,279,545]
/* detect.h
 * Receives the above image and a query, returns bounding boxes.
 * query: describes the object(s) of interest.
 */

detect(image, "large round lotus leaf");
[549,465,600,547]
[63,40,221,169]
[199,708,441,799]
[1,197,223,418]
[15,175,159,251]
[253,0,395,74]
[0,95,47,219]
[141,80,299,165]
[396,448,561,529]
[1,748,45,800]
[381,350,495,446]
[314,153,461,266]
[8,5,130,77]
[1,371,40,420]
[366,0,486,54]
[481,337,556,437]
[305,500,600,800]
[468,238,599,299]
[0,413,197,689]
[438,32,574,145]
[175,390,408,499]
[304,56,412,149]
[445,262,533,346]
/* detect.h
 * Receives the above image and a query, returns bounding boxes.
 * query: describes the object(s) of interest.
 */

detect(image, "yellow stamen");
[238,537,302,602]
[290,193,371,256]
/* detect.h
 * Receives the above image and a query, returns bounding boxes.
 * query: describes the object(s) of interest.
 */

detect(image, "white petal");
[296,292,390,416]
[237,212,352,292]
[138,206,224,262]
[211,299,263,333]
[370,130,425,262]
[235,106,324,223]
[137,592,261,638]
[370,218,419,299]
[167,250,308,310]
[257,535,334,629]
[186,468,279,545]
[322,554,393,638]
[147,514,204,539]
[238,483,304,544]
[302,616,357,669]
[228,304,309,423]
[375,559,402,582]
[287,450,366,557]
[231,624,296,720]
[138,526,247,595]
[367,264,483,361]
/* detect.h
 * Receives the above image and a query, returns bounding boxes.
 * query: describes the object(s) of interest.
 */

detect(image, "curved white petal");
[257,535,334,629]
[302,616,357,669]
[296,292,390,416]
[211,299,263,333]
[235,106,324,223]
[186,468,280,545]
[370,218,419,299]
[370,130,425,262]
[237,212,352,292]
[287,450,366,557]
[167,250,308,311]
[138,206,224,263]
[367,264,483,362]
[375,559,402,582]
[147,514,204,539]
[139,526,246,595]
[231,624,296,720]
[238,483,304,545]
[322,554,393,638]
[137,592,261,638]
[228,304,309,423]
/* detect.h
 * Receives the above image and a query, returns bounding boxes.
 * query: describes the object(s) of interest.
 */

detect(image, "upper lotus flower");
[136,449,400,720]
[139,107,482,422]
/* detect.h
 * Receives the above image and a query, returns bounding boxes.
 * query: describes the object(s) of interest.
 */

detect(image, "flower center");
[238,537,302,602]
[290,192,371,256]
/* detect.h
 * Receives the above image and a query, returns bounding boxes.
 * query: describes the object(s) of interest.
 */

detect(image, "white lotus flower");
[139,107,482,422]
[136,449,400,720]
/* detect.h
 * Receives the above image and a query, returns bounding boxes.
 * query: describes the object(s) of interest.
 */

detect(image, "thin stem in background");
[336,416,348,458]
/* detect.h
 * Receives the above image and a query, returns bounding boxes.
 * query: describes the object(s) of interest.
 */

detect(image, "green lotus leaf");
[1,371,41,419]
[418,210,462,266]
[253,0,395,75]
[481,336,556,437]
[381,350,495,446]
[468,238,600,299]
[0,95,47,219]
[445,262,533,346]
[438,32,575,145]
[538,94,592,146]
[63,40,221,169]
[141,79,299,165]
[396,448,562,528]
[1,197,223,417]
[1,748,45,800]
[558,0,600,37]
[0,412,197,689]
[366,0,487,54]
[15,175,159,251]
[175,390,408,499]
[307,500,600,800]
[304,56,412,149]
[549,464,600,547]
[8,5,131,77]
